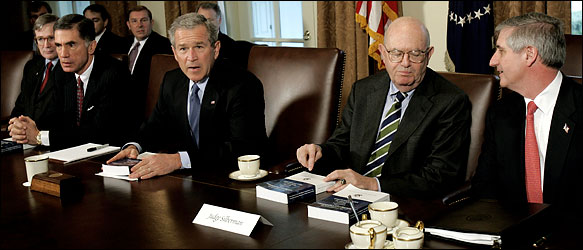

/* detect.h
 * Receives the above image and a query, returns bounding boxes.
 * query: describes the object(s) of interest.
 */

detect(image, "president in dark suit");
[107,13,267,180]
[11,14,63,130]
[8,14,134,149]
[84,4,127,55]
[472,13,583,223]
[297,17,471,199]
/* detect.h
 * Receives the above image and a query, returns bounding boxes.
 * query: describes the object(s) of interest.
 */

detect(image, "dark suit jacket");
[95,30,127,55]
[472,75,583,222]
[317,68,471,199]
[49,54,135,149]
[217,32,254,69]
[136,59,267,172]
[11,56,65,130]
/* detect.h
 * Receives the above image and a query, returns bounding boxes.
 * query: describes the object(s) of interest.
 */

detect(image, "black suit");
[95,30,127,55]
[472,75,583,222]
[217,32,254,69]
[49,54,135,149]
[317,68,471,199]
[136,59,267,171]
[11,56,65,130]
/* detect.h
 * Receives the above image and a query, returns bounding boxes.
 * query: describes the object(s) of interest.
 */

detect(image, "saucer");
[388,219,410,235]
[229,169,268,181]
[345,240,394,249]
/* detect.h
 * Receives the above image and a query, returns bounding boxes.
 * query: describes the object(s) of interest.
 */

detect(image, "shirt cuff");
[178,151,191,169]
[40,131,50,146]
[122,142,142,153]
[375,177,382,192]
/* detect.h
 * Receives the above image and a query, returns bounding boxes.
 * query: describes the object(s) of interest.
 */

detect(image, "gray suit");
[316,68,471,199]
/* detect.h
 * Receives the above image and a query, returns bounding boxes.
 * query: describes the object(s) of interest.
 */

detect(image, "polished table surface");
[0,147,572,249]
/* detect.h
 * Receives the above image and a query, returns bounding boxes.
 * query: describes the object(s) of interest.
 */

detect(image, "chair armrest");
[442,181,472,206]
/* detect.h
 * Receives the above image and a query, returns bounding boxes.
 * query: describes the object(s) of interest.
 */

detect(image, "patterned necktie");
[525,101,543,203]
[364,92,407,177]
[189,84,201,146]
[128,42,140,72]
[76,77,84,126]
[39,61,52,93]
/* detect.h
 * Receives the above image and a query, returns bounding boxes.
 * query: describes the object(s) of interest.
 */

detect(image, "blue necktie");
[363,92,407,177]
[189,84,201,146]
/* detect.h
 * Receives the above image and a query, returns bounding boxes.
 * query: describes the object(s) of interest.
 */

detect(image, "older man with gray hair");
[108,13,267,180]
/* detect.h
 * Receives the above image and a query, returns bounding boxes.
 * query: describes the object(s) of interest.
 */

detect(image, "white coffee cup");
[237,155,260,177]
[349,220,387,249]
[368,201,399,228]
[393,221,424,249]
[24,154,49,186]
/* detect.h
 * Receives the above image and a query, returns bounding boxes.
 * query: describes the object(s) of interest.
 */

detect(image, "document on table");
[2,138,36,150]
[43,143,120,164]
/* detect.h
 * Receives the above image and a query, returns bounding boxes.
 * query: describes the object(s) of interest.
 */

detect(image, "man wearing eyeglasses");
[297,17,471,199]
[10,14,65,131]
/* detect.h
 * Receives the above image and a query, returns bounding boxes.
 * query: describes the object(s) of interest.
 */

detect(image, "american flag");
[356,1,399,70]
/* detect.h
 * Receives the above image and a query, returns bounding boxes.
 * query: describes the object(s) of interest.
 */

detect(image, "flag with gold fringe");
[356,1,399,70]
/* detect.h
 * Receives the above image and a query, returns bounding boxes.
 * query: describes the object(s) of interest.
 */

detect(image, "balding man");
[296,17,471,199]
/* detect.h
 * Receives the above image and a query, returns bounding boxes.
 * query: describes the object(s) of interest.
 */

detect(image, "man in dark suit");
[12,1,52,52]
[472,13,582,221]
[8,14,134,149]
[297,17,471,199]
[11,14,63,131]
[125,5,173,115]
[83,4,126,55]
[107,13,267,180]
[196,2,252,69]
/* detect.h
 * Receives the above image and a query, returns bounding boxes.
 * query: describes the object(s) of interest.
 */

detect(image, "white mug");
[368,201,399,228]
[349,220,387,249]
[393,221,424,249]
[237,155,260,177]
[24,154,49,185]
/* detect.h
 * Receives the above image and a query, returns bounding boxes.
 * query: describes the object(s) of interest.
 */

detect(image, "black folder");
[425,199,553,248]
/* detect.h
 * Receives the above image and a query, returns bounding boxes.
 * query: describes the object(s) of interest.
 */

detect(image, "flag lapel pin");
[563,123,570,134]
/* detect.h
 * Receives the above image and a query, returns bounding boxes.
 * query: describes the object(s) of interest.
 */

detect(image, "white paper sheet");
[42,143,120,164]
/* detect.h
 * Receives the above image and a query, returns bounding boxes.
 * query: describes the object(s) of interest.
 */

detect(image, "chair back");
[247,46,345,167]
[563,34,582,84]
[437,71,498,181]
[145,54,179,120]
[1,50,34,124]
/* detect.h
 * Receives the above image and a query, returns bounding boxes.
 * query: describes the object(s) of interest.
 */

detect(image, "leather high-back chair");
[563,34,582,84]
[437,72,498,181]
[145,54,178,121]
[247,46,345,168]
[1,50,34,127]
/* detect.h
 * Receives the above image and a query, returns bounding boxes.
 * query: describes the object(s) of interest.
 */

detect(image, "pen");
[87,144,109,152]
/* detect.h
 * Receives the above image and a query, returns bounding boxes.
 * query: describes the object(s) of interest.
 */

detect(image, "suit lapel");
[360,74,391,171]
[543,77,576,201]
[199,76,219,148]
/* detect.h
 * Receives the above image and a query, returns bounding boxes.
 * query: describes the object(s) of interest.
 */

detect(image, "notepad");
[43,143,120,164]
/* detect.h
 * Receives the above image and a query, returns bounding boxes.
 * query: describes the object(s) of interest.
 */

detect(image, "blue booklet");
[256,171,334,204]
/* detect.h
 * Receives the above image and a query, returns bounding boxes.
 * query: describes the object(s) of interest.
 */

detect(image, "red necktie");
[525,101,543,203]
[76,77,84,126]
[39,61,52,93]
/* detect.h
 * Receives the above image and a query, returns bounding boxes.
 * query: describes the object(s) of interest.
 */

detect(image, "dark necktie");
[128,42,140,72]
[364,92,407,177]
[39,61,52,93]
[525,101,543,203]
[189,84,201,146]
[76,77,84,126]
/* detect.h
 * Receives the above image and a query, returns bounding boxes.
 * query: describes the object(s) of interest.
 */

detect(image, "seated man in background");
[296,16,471,199]
[107,13,267,180]
[84,4,127,55]
[196,2,252,69]
[8,14,134,149]
[472,12,582,222]
[11,14,63,131]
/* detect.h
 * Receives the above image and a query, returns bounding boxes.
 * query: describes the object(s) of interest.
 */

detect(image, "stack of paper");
[96,158,141,181]
[43,143,120,164]
[256,171,334,204]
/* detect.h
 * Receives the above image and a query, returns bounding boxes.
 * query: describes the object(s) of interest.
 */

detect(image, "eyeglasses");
[35,37,54,45]
[386,47,432,63]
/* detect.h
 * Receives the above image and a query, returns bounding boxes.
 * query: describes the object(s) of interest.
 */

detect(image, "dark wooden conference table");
[0,146,572,249]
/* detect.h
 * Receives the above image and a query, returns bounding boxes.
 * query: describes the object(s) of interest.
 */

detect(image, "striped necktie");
[363,92,407,177]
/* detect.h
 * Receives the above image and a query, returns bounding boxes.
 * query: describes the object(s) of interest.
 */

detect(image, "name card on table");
[192,204,273,236]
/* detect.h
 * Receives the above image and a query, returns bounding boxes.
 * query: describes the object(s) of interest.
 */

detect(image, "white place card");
[192,204,272,236]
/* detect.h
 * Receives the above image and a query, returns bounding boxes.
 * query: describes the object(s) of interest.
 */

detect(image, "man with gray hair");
[473,12,582,222]
[9,14,133,149]
[11,14,63,131]
[107,13,267,180]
